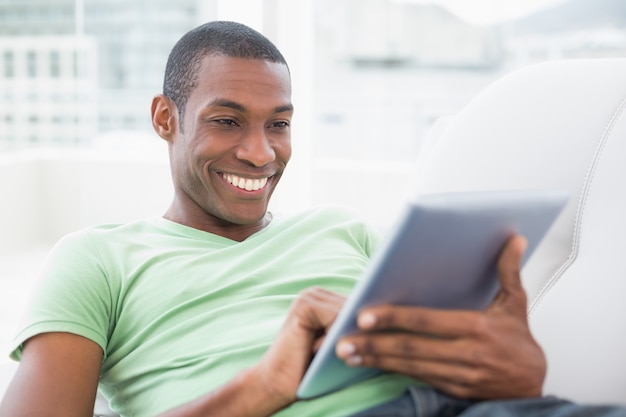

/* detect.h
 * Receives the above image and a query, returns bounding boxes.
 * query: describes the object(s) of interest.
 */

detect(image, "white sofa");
[414,58,626,405]
[2,57,626,414]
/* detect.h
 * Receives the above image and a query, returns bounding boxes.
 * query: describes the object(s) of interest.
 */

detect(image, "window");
[3,51,13,77]
[50,51,60,77]
[26,50,37,77]
[72,50,78,77]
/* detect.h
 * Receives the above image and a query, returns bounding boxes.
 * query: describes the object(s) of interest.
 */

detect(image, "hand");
[335,235,546,399]
[156,288,345,417]
[251,287,346,410]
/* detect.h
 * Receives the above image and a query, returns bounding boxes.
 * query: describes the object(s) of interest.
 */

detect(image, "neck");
[163,207,272,242]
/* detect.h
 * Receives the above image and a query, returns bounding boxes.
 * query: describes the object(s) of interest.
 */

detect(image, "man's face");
[169,55,293,230]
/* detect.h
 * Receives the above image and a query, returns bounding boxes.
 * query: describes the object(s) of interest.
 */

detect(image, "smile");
[223,173,269,191]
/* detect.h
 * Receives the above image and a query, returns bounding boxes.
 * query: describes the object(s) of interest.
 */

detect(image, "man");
[0,21,622,417]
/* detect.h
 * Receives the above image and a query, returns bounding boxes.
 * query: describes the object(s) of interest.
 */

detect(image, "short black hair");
[163,20,289,129]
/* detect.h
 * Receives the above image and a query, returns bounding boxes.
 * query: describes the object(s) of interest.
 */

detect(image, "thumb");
[492,235,528,312]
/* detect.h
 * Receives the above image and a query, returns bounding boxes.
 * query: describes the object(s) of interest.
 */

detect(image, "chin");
[223,207,269,226]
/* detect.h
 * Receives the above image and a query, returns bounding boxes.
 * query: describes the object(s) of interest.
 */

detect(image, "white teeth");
[224,174,268,191]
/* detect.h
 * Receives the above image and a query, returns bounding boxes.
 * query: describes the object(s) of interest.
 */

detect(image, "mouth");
[222,173,270,192]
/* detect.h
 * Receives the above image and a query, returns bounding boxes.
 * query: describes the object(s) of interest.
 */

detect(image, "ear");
[151,94,178,141]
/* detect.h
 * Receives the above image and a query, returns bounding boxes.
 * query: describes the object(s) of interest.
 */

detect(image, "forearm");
[156,367,292,417]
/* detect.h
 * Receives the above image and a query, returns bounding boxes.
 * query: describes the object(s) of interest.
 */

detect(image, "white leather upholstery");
[94,391,119,417]
[413,58,626,405]
[0,362,17,404]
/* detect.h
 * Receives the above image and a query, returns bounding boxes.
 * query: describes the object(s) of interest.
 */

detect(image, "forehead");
[187,54,292,110]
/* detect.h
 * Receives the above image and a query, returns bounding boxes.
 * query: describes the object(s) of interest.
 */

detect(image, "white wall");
[0,145,172,253]
[0,156,43,251]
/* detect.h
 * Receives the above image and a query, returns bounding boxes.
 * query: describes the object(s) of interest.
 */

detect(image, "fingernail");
[337,342,356,357]
[359,313,377,329]
[346,355,363,366]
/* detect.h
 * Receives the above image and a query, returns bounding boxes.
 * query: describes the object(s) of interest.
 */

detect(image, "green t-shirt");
[12,206,417,417]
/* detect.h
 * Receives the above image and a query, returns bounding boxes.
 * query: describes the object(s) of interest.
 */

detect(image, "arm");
[336,235,547,399]
[0,333,103,417]
[157,287,346,417]
[1,287,344,417]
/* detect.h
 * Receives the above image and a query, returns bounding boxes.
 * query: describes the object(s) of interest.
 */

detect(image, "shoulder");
[54,218,158,249]
[43,218,161,275]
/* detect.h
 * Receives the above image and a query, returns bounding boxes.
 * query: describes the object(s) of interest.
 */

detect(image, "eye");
[214,119,239,127]
[270,121,290,129]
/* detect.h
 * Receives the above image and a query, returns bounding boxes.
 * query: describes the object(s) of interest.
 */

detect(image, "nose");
[236,127,276,167]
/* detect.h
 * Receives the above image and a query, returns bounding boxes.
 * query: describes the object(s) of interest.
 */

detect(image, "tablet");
[296,189,569,399]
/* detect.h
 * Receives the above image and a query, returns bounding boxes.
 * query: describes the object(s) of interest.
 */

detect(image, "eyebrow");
[209,99,293,114]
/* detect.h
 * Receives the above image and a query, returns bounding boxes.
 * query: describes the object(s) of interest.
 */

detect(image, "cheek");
[282,147,292,164]
[276,138,292,163]
[175,141,207,183]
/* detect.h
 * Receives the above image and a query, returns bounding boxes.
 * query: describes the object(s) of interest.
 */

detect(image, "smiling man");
[0,21,417,417]
[153,53,293,241]
[3,20,623,417]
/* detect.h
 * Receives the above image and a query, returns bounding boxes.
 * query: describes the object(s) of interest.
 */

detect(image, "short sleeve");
[10,230,113,360]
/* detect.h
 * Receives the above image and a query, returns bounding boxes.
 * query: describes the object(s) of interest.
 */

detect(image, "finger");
[344,352,482,397]
[336,332,473,365]
[344,351,523,400]
[338,328,544,399]
[491,235,528,313]
[299,286,347,305]
[312,334,327,353]
[291,287,346,331]
[419,371,484,400]
[280,287,346,351]
[356,305,483,338]
[497,235,527,293]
